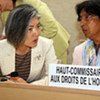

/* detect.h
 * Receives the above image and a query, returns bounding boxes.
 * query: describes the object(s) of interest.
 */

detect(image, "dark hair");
[76,0,100,21]
[5,4,40,48]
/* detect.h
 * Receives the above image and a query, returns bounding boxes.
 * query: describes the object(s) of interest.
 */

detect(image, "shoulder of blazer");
[0,39,15,55]
[74,40,87,51]
[38,36,53,47]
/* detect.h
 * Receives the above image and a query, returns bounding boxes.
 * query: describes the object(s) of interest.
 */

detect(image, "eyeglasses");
[78,15,97,22]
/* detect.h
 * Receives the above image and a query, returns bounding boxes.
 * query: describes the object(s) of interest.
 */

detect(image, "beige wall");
[42,0,85,64]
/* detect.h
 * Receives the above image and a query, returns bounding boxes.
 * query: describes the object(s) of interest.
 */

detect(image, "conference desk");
[0,83,100,100]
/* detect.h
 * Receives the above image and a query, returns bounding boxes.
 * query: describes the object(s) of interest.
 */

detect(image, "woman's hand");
[1,76,28,84]
[10,77,28,84]
[3,80,15,83]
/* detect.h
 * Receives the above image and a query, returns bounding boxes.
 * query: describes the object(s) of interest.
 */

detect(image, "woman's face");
[79,10,100,44]
[24,17,41,48]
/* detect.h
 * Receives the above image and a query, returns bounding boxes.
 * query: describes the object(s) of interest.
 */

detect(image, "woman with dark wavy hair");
[73,0,100,66]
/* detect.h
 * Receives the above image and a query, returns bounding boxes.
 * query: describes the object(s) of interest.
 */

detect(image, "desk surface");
[0,83,100,100]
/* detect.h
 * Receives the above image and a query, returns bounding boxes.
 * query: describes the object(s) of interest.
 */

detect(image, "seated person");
[73,0,100,66]
[0,4,57,85]
[0,0,70,64]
